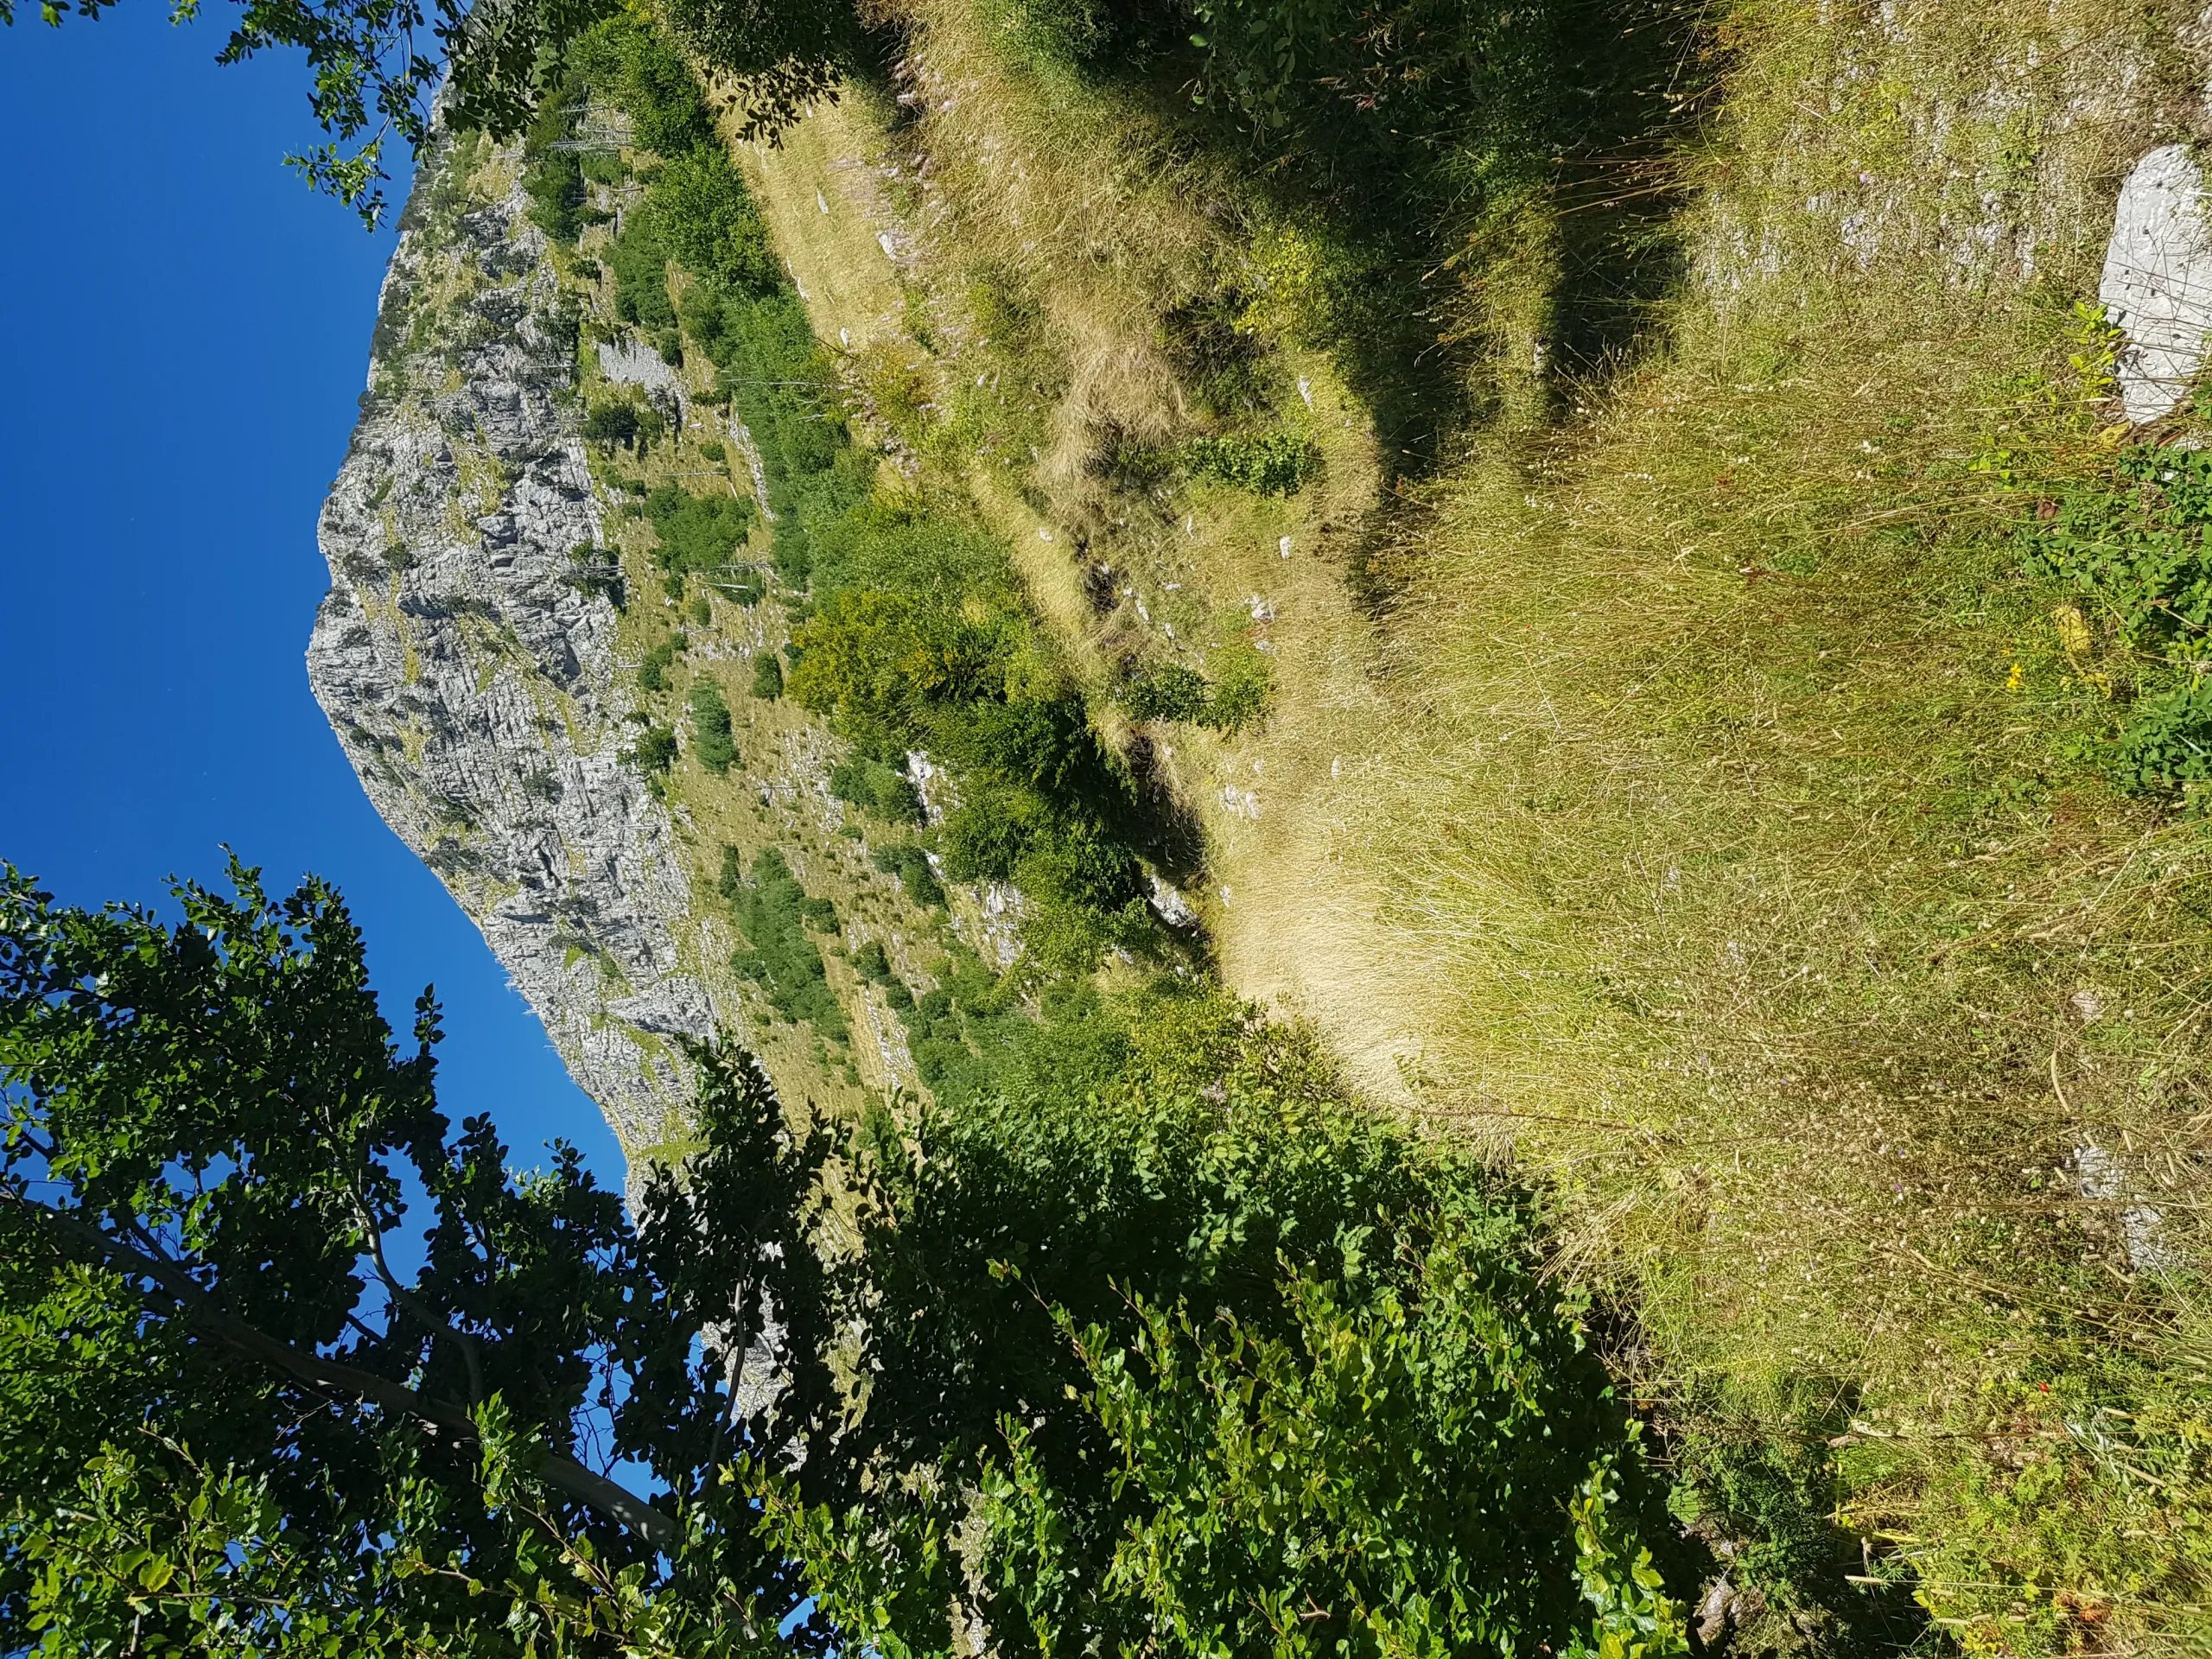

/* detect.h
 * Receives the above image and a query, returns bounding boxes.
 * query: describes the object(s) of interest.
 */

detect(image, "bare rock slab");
[2101,143,2212,424]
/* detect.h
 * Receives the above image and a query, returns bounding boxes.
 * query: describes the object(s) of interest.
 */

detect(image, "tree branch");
[7,1193,681,1554]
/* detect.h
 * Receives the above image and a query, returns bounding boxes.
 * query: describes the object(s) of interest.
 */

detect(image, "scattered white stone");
[2101,145,2212,423]
[1297,375,1313,408]
[2075,1142,2183,1275]
[1277,536,1293,559]
[1248,595,1275,621]
[816,188,830,215]
[1147,874,1198,928]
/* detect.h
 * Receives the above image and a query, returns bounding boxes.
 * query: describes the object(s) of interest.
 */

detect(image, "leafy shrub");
[871,842,945,909]
[760,988,1681,1656]
[850,939,893,982]
[753,652,785,699]
[720,846,847,1039]
[687,594,713,627]
[1120,646,1272,732]
[2022,442,2212,796]
[645,148,781,296]
[569,17,715,157]
[629,724,677,773]
[830,754,923,823]
[638,635,684,694]
[689,682,737,773]
[699,439,727,461]
[1120,662,1211,723]
[1181,430,1320,495]
[523,149,586,244]
[608,215,677,334]
[645,485,757,585]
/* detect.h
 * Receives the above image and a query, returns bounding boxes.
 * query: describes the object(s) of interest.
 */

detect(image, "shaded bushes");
[720,846,846,1039]
[830,753,923,823]
[1119,645,1271,732]
[761,985,1679,1656]
[645,484,757,590]
[638,634,685,694]
[689,682,737,772]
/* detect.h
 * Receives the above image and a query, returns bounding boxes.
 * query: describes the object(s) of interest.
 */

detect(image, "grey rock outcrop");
[308,133,714,1147]
[2101,144,2212,424]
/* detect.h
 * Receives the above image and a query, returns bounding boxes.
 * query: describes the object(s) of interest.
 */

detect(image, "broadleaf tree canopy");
[0,860,1684,1656]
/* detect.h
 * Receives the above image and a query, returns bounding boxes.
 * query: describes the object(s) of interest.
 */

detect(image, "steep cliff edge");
[308,133,715,1147]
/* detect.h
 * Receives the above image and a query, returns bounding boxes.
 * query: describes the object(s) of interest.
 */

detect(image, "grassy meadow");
[684,0,2212,1648]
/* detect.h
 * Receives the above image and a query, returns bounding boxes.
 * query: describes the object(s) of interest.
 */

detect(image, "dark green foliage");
[1181,430,1320,494]
[1120,661,1211,722]
[0,868,1676,1656]
[637,634,685,694]
[523,149,586,245]
[870,842,944,908]
[830,753,922,823]
[583,395,658,449]
[568,17,716,158]
[688,594,714,626]
[688,682,737,773]
[645,484,757,582]
[2023,442,2212,796]
[769,988,1681,1656]
[753,652,785,699]
[719,847,847,1040]
[646,149,781,295]
[629,724,678,773]
[850,939,893,982]
[608,215,677,334]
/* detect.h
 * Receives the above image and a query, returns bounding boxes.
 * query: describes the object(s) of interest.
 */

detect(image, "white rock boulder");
[2101,144,2212,424]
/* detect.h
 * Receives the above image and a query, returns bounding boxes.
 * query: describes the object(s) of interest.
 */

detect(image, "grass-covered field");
[659,0,2212,1649]
[490,0,2212,1643]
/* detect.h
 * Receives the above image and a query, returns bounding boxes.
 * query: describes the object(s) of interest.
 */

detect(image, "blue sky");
[0,8,624,1186]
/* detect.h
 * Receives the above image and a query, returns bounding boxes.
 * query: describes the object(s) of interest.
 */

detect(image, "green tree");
[0,862,1682,1656]
[4,0,864,224]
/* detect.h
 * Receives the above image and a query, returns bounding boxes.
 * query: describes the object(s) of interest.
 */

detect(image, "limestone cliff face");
[308,132,713,1147]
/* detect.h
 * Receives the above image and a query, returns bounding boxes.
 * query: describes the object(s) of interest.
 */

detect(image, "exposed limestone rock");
[308,131,715,1147]
[2101,144,2212,424]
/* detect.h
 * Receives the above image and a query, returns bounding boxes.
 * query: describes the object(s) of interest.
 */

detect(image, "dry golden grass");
[700,0,2212,1640]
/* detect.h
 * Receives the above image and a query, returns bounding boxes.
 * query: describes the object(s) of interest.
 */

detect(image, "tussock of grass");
[1252,3,2212,1646]
[762,0,2212,1644]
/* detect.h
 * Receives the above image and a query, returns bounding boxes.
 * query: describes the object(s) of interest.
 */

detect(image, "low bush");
[689,682,737,773]
[569,17,715,157]
[752,652,785,699]
[583,395,659,450]
[628,724,677,773]
[870,842,945,909]
[523,149,586,245]
[1180,430,1320,495]
[720,846,848,1039]
[637,635,684,694]
[763,987,1679,1656]
[646,148,781,296]
[645,485,757,590]
[830,753,923,823]
[1119,645,1271,733]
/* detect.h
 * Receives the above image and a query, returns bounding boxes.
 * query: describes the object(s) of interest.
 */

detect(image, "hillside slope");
[311,1,2212,1649]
